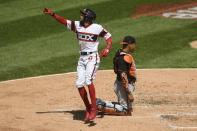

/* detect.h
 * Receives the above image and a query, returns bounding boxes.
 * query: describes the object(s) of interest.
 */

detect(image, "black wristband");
[51,13,55,16]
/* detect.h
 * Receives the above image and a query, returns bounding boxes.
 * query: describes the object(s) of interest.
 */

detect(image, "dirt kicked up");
[0,69,197,131]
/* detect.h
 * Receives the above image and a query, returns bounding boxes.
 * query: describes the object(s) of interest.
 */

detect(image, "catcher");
[96,36,136,116]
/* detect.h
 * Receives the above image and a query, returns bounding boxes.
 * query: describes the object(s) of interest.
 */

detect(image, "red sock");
[78,87,90,108]
[88,84,96,109]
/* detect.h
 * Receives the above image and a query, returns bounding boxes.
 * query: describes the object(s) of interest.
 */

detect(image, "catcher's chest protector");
[113,50,131,73]
[113,50,121,74]
[113,49,136,82]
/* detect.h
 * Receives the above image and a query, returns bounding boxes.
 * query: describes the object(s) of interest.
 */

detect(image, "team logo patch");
[89,56,93,61]
[77,33,98,42]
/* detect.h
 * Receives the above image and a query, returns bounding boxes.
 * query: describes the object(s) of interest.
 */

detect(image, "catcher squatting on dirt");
[96,36,136,116]
[43,7,136,121]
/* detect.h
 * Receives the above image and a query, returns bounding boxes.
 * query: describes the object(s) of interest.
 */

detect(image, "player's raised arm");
[43,7,67,26]
[99,29,112,57]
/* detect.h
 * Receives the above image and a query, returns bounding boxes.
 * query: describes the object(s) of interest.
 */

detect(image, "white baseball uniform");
[65,20,111,88]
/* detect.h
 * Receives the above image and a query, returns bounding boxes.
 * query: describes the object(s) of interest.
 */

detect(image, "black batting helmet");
[80,9,96,23]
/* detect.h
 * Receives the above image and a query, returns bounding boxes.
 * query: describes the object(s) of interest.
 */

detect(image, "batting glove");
[99,48,110,57]
[43,7,54,16]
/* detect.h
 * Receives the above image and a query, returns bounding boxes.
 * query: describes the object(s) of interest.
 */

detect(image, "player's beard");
[80,20,85,26]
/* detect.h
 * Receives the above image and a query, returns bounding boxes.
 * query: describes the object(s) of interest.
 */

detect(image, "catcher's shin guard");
[97,100,132,116]
[99,108,132,116]
[88,84,97,120]
[78,87,91,121]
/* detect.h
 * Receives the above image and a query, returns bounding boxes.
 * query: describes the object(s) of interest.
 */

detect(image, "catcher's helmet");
[120,36,136,45]
[80,9,96,23]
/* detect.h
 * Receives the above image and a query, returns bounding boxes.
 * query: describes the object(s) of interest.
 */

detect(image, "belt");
[80,52,94,55]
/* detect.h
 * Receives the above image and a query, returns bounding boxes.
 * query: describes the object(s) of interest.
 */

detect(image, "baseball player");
[43,8,112,121]
[96,36,136,116]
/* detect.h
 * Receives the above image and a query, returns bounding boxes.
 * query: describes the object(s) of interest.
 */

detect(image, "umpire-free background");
[0,0,197,131]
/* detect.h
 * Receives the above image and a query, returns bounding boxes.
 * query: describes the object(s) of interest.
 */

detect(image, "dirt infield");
[0,69,197,131]
[131,1,197,20]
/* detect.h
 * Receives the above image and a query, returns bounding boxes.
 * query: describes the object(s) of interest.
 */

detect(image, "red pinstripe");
[91,53,98,82]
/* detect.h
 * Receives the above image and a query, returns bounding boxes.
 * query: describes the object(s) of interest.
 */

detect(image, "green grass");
[0,0,197,81]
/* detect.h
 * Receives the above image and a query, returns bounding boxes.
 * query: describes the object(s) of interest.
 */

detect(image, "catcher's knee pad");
[97,100,129,115]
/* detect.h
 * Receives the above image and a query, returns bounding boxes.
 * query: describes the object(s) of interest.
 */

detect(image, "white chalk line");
[0,71,77,84]
[135,93,197,97]
[174,112,197,116]
[53,108,197,129]
[157,113,197,130]
[0,68,197,84]
[135,105,197,108]
[157,112,197,117]
[133,116,155,119]
[133,113,197,130]
[168,125,197,130]
[54,108,157,119]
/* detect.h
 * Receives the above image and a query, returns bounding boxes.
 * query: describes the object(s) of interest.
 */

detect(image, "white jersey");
[66,20,111,52]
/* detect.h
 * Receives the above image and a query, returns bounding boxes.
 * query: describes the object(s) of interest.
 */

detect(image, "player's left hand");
[99,48,109,57]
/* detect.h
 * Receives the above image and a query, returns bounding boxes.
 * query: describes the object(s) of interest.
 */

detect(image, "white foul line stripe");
[135,105,197,108]
[0,71,77,84]
[0,68,197,84]
[169,125,197,130]
[51,108,197,129]
[157,113,197,130]
[135,93,197,97]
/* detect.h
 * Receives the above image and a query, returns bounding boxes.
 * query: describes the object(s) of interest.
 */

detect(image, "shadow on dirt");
[36,110,102,126]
